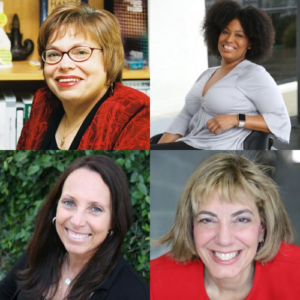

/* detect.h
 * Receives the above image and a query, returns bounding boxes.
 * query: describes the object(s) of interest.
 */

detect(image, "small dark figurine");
[7,14,34,61]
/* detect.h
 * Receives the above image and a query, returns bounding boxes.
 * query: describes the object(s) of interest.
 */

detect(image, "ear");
[247,42,252,50]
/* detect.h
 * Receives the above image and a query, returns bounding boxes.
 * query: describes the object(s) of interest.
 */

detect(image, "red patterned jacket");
[17,83,150,150]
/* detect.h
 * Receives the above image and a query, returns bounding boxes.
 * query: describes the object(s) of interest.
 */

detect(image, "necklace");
[65,254,72,285]
[60,115,83,147]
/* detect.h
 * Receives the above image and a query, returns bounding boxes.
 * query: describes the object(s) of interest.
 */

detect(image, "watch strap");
[238,114,246,128]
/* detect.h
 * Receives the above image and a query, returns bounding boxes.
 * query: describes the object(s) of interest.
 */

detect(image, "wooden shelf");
[123,67,150,80]
[0,61,149,81]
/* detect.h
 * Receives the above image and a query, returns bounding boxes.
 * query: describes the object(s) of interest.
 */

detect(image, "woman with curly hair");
[151,0,291,150]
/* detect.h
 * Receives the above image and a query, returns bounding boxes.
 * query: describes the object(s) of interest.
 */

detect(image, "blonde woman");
[151,153,300,300]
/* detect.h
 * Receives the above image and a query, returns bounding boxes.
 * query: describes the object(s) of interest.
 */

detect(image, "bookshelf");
[1,0,150,81]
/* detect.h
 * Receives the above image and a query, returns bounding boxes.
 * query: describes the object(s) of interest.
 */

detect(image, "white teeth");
[58,78,81,82]
[224,45,234,50]
[67,229,89,240]
[213,251,239,261]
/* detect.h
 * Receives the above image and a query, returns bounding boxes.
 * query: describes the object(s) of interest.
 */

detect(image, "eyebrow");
[61,194,103,206]
[46,43,93,50]
[224,28,245,33]
[197,209,254,218]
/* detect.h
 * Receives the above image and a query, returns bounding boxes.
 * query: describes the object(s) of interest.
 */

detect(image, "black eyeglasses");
[41,46,103,64]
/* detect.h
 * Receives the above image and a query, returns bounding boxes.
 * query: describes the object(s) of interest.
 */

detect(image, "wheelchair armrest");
[243,131,271,150]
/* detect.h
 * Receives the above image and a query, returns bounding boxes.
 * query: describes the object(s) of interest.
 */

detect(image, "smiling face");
[218,18,251,63]
[55,168,111,260]
[43,25,109,107]
[193,190,264,282]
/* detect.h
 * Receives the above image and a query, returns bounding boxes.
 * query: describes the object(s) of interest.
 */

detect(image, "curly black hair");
[202,0,275,63]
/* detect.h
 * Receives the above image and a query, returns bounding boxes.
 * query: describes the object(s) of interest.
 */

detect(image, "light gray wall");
[150,150,300,260]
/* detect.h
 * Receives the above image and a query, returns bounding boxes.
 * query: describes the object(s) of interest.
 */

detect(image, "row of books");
[0,92,33,150]
[123,80,150,97]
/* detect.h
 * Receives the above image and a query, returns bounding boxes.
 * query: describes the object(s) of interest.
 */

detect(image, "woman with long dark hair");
[0,155,149,300]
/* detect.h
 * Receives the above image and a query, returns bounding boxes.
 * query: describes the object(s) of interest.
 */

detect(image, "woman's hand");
[207,115,238,134]
[158,133,183,143]
[207,114,272,135]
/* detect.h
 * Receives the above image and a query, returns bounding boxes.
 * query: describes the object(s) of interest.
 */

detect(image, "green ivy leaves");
[0,150,150,282]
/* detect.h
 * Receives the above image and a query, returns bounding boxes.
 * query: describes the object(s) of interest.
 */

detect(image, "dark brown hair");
[18,155,132,300]
[202,0,275,63]
[38,3,124,85]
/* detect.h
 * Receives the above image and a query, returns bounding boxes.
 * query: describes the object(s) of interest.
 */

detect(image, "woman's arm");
[206,114,271,135]
[158,133,183,143]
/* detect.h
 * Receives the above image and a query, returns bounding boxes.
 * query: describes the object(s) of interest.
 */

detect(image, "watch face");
[239,114,246,121]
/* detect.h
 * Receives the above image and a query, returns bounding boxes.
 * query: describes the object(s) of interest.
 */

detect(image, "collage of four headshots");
[0,0,299,300]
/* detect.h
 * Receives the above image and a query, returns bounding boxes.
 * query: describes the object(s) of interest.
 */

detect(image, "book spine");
[5,101,16,150]
[0,99,5,150]
[24,103,32,121]
[16,107,24,146]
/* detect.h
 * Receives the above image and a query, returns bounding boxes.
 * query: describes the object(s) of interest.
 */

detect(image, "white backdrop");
[149,0,208,119]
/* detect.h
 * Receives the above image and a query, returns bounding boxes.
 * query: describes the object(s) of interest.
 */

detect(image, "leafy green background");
[0,150,150,282]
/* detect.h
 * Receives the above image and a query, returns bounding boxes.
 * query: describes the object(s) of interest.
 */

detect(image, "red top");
[16,83,150,150]
[151,243,300,300]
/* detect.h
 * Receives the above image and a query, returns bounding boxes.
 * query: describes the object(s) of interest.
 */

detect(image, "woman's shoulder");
[272,243,300,264]
[195,66,219,83]
[100,256,149,299]
[236,60,275,87]
[110,83,150,106]
[151,252,202,273]
[252,243,300,299]
[237,60,270,77]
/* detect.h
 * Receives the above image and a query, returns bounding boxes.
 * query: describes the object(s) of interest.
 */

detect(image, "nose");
[58,53,76,70]
[225,33,234,43]
[215,222,235,246]
[70,210,86,227]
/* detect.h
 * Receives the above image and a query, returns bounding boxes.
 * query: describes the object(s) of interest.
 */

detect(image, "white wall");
[149,0,208,119]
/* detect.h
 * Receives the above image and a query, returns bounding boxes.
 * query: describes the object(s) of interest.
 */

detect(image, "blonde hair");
[38,3,124,85]
[155,153,294,264]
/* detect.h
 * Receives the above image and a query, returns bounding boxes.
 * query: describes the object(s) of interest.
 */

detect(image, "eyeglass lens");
[43,47,93,63]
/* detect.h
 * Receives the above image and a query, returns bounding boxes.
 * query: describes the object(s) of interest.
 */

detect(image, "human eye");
[72,47,90,55]
[47,50,61,58]
[236,217,251,223]
[222,30,229,34]
[236,34,243,38]
[90,206,103,213]
[198,218,213,224]
[62,199,75,207]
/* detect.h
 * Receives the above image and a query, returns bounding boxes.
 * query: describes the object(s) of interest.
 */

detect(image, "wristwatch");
[238,114,246,128]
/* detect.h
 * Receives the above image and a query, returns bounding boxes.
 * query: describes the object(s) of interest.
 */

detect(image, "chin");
[209,265,241,279]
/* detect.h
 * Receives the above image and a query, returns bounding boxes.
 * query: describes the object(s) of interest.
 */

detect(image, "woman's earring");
[108,230,113,237]
[110,83,114,95]
[52,217,56,225]
[259,238,265,248]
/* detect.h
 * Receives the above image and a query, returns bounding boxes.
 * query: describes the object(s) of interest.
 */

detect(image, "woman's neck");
[67,252,93,278]
[204,262,255,300]
[220,58,245,72]
[62,86,109,126]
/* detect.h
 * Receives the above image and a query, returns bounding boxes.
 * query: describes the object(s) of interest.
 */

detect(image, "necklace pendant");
[60,137,65,147]
[65,278,71,285]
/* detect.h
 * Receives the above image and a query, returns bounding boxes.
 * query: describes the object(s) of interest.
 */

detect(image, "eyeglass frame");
[41,46,103,65]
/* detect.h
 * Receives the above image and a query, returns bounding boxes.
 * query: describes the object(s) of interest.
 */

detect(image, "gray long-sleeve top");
[166,60,291,150]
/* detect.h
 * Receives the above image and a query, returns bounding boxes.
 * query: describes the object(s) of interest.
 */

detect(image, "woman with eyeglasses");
[17,3,150,150]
